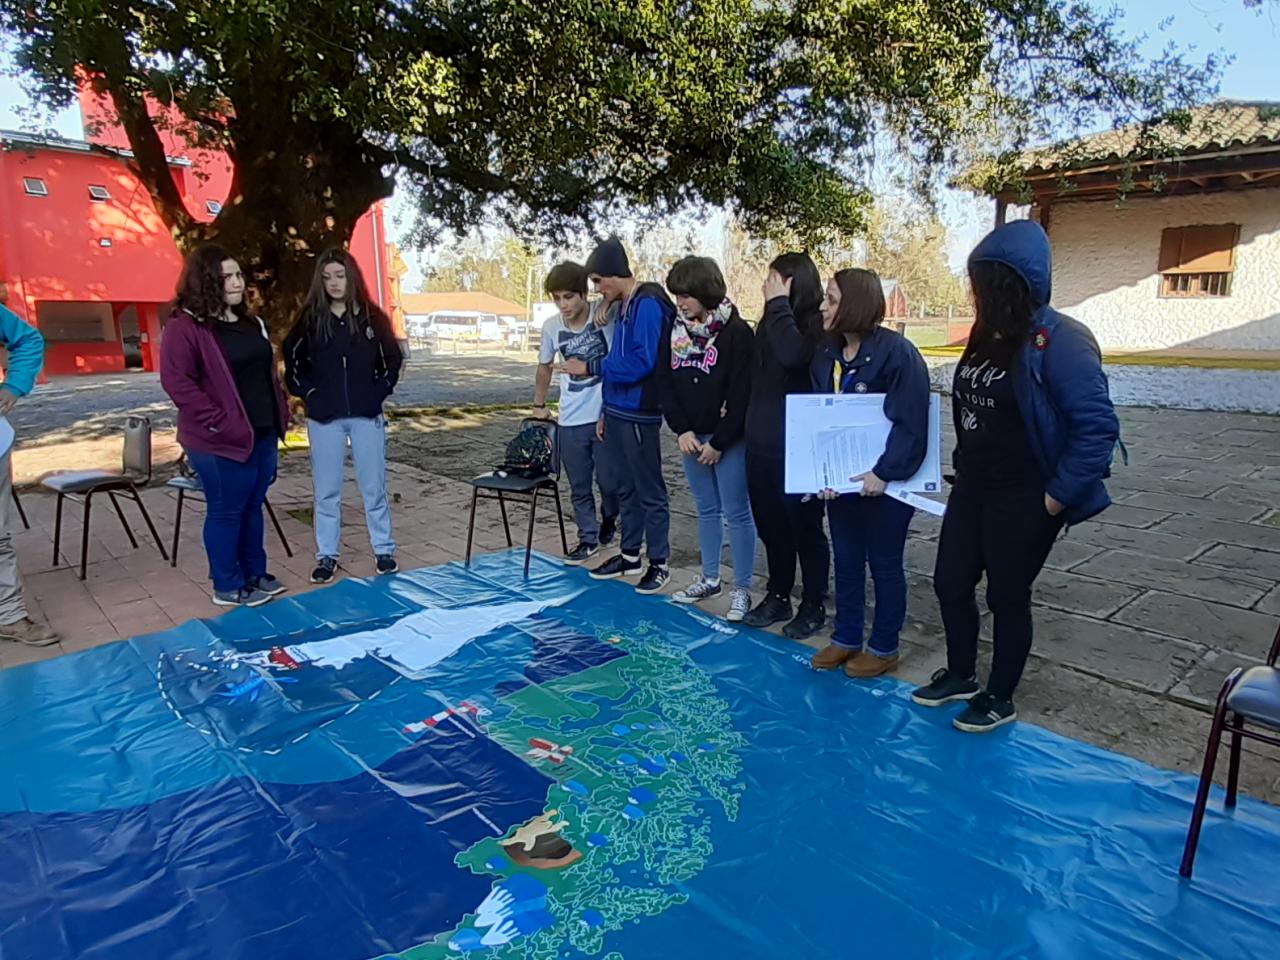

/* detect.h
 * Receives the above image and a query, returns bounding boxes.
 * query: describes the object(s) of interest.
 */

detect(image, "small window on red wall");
[22,177,47,197]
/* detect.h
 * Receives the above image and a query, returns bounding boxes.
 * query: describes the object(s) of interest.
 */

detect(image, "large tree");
[1,1,1218,330]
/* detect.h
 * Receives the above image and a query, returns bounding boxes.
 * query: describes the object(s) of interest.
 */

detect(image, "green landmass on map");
[398,620,747,959]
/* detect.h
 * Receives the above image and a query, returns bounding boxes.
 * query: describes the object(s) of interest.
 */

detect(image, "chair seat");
[166,475,204,492]
[41,470,133,494]
[471,471,556,494]
[1227,665,1280,729]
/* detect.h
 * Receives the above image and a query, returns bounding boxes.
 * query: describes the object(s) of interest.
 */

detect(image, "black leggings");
[746,452,829,605]
[933,482,1064,701]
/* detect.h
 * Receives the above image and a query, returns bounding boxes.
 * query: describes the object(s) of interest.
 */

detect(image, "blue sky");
[1,0,1275,273]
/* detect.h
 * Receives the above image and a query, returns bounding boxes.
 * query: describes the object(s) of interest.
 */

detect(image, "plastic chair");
[464,418,568,577]
[1180,621,1280,877]
[166,458,293,567]
[41,416,168,579]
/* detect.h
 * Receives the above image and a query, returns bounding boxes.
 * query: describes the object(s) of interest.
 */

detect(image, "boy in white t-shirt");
[533,262,618,564]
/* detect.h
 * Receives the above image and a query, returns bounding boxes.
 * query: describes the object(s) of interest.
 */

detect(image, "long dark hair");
[302,247,389,340]
[829,268,885,342]
[966,260,1036,362]
[769,252,822,334]
[174,244,247,322]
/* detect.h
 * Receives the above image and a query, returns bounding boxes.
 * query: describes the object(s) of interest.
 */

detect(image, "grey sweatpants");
[0,449,28,625]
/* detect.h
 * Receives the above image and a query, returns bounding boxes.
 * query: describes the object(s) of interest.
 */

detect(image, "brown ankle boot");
[844,650,900,678]
[810,644,854,670]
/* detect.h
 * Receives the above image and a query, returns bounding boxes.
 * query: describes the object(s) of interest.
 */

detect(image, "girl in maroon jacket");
[160,245,289,608]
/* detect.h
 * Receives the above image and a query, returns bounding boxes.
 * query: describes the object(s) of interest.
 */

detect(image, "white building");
[981,102,1280,353]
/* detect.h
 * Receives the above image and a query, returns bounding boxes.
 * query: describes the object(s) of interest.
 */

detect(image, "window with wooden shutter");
[1158,224,1239,298]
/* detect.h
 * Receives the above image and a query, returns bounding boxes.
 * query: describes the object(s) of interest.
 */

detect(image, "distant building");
[973,101,1280,352]
[880,279,909,319]
[0,88,397,376]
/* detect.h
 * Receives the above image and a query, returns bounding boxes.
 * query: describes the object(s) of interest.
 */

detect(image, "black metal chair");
[1180,621,1280,878]
[166,458,293,567]
[41,415,168,579]
[10,486,28,530]
[464,418,568,577]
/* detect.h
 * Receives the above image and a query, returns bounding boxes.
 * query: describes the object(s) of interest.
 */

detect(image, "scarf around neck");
[671,299,733,362]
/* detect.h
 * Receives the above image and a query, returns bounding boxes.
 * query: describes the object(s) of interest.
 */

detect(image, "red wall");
[0,88,396,375]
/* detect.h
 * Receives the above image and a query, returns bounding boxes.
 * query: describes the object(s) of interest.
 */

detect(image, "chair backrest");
[122,416,153,482]
[520,417,561,482]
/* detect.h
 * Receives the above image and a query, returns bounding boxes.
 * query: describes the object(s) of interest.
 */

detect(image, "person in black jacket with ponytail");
[742,253,831,638]
[284,248,404,584]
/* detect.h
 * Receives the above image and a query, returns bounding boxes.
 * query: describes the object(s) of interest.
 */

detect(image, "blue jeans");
[828,494,914,656]
[307,416,395,559]
[558,422,619,546]
[604,416,669,563]
[682,438,756,588]
[187,435,278,592]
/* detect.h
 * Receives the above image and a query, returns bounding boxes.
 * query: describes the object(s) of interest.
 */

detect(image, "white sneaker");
[727,589,751,622]
[672,577,722,604]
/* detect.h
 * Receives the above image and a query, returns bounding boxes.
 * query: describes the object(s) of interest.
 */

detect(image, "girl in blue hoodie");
[912,221,1119,733]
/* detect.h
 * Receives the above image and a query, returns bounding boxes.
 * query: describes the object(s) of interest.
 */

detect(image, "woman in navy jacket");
[810,268,930,679]
[912,220,1120,733]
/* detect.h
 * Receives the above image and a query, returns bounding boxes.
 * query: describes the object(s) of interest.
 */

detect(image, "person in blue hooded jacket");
[809,269,930,679]
[583,237,678,595]
[912,220,1119,733]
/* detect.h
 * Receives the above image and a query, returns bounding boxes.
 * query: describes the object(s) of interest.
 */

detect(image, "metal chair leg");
[129,486,169,561]
[52,493,65,566]
[170,488,185,567]
[1180,681,1232,878]
[497,492,513,547]
[464,487,479,568]
[79,492,94,580]
[265,499,293,558]
[1226,713,1244,808]
[524,487,539,578]
[551,483,568,554]
[11,487,29,531]
[107,491,140,549]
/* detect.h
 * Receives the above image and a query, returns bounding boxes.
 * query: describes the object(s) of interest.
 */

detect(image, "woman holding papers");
[912,220,1119,733]
[658,256,758,622]
[809,269,930,679]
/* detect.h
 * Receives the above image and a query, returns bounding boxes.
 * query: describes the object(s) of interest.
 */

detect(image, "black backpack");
[497,422,554,479]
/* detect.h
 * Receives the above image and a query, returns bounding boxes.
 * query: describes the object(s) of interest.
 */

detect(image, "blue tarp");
[1,550,1277,959]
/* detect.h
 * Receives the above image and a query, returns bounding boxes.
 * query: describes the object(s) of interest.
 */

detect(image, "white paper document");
[785,393,945,515]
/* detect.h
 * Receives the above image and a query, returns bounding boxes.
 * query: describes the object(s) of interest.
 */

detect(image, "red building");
[0,89,397,377]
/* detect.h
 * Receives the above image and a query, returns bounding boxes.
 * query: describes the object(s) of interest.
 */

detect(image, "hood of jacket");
[968,219,1052,308]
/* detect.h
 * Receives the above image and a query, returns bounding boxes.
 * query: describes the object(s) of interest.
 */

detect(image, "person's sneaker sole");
[953,711,1018,734]
[589,566,641,581]
[256,583,288,597]
[911,688,981,708]
[671,589,720,605]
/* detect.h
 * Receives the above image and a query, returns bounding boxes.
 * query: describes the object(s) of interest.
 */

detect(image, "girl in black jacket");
[658,256,757,622]
[284,248,404,584]
[742,253,831,638]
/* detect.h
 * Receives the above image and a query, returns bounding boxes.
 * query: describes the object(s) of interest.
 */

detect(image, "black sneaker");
[212,587,272,608]
[953,692,1017,733]
[590,554,642,580]
[742,594,794,628]
[310,557,338,584]
[911,668,982,707]
[564,542,600,566]
[250,574,287,597]
[598,516,618,548]
[636,564,670,595]
[782,601,826,639]
[376,554,399,575]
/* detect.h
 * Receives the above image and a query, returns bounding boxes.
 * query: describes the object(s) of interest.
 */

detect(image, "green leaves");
[0,0,1219,250]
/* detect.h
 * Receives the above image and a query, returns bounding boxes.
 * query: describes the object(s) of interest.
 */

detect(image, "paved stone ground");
[386,401,1280,803]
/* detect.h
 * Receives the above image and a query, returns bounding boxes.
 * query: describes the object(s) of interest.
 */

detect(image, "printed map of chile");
[0,564,746,960]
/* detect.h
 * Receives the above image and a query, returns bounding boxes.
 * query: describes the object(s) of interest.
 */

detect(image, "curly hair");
[174,245,247,322]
